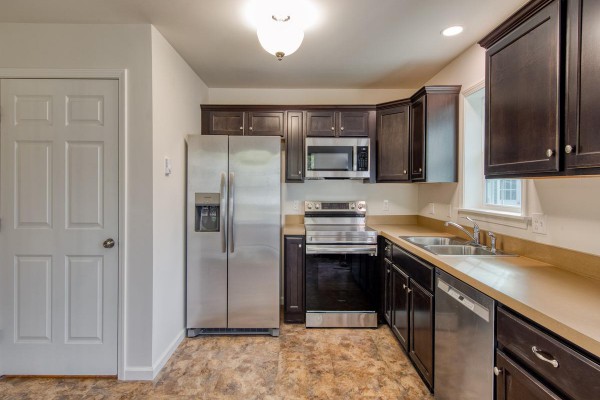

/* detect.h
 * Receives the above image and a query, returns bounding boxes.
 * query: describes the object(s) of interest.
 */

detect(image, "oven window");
[306,146,353,171]
[305,253,376,312]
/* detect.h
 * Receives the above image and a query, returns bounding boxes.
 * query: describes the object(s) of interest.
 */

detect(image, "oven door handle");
[305,245,377,256]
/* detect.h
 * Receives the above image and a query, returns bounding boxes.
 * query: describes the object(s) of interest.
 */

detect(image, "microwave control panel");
[357,146,369,171]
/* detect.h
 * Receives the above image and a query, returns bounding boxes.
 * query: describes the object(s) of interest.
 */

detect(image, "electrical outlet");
[293,200,299,211]
[531,213,547,234]
[164,157,172,176]
[383,200,389,212]
[428,203,435,215]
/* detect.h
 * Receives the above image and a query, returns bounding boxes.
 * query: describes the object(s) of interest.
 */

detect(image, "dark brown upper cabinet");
[247,111,285,136]
[286,111,304,182]
[204,111,245,135]
[306,110,371,137]
[480,0,562,178]
[376,101,411,182]
[409,86,460,183]
[566,0,600,174]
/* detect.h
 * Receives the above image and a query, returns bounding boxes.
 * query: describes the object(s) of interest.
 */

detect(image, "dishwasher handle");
[437,278,490,322]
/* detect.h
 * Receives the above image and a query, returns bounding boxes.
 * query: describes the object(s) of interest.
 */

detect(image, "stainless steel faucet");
[445,216,481,245]
[488,231,497,254]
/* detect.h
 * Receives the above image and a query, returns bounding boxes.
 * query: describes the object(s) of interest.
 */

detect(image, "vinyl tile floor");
[0,322,433,400]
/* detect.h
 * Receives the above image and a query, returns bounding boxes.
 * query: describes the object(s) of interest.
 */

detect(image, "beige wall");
[150,26,208,376]
[0,22,155,375]
[418,44,600,258]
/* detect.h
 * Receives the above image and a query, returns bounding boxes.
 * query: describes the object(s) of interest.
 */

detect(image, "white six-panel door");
[0,79,119,375]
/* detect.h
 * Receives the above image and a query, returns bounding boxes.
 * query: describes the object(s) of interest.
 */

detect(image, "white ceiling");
[0,0,526,88]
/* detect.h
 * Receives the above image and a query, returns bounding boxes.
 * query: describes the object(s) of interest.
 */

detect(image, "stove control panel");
[304,201,367,213]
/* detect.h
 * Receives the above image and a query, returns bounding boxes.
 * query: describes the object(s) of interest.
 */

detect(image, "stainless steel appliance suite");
[304,201,378,328]
[186,135,281,337]
[305,137,370,179]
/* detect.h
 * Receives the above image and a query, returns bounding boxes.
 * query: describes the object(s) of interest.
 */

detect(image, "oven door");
[305,138,370,179]
[305,244,378,328]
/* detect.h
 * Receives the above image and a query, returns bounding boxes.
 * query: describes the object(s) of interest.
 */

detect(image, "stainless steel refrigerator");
[186,135,281,337]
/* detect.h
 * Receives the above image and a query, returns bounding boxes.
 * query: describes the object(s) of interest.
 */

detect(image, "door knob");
[103,238,115,249]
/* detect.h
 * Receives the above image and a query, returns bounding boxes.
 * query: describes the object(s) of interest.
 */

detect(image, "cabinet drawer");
[392,246,433,292]
[497,308,600,400]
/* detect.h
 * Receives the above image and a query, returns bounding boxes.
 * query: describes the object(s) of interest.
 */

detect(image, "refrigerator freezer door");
[186,135,228,328]
[228,136,281,328]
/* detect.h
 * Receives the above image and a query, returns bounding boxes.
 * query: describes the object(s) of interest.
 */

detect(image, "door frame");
[0,68,127,378]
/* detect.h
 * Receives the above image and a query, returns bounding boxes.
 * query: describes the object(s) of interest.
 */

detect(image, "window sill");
[458,208,530,230]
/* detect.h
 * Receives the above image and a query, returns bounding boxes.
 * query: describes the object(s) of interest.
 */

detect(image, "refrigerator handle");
[229,172,235,253]
[220,172,227,253]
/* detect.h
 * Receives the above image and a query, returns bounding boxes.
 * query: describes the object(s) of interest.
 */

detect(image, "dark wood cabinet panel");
[483,0,561,177]
[284,236,305,323]
[286,111,304,182]
[383,259,392,325]
[247,111,285,136]
[205,111,245,135]
[410,97,426,181]
[377,104,410,182]
[566,0,600,172]
[338,111,370,137]
[409,280,434,389]
[391,265,410,351]
[306,111,337,137]
[496,350,561,400]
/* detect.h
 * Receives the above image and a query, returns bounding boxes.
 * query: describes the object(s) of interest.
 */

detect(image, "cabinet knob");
[298,170,302,175]
[331,126,335,131]
[249,126,253,131]
[403,170,407,174]
[340,127,345,131]
[546,149,554,157]
[298,244,302,248]
[493,366,503,376]
[402,284,407,289]
[565,145,574,154]
[418,168,422,172]
[239,126,243,130]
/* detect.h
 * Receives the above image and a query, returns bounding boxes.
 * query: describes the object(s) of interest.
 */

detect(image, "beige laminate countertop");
[370,224,600,359]
[283,224,305,236]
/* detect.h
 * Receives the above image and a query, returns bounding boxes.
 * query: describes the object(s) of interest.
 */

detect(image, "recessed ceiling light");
[442,26,464,37]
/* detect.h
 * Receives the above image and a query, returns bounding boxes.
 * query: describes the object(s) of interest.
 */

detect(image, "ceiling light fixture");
[257,15,304,61]
[442,25,464,37]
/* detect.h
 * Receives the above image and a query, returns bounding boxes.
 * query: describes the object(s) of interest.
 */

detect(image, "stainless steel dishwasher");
[435,269,495,400]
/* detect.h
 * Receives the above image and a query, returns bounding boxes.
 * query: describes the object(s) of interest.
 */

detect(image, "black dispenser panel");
[194,193,220,232]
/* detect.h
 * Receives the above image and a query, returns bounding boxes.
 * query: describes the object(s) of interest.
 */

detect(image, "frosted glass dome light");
[257,16,304,61]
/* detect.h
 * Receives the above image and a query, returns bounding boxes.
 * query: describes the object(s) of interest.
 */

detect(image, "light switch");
[165,157,172,176]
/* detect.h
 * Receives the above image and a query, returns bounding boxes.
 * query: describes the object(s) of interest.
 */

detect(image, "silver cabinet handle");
[546,149,554,157]
[103,238,115,249]
[220,172,227,253]
[565,145,574,154]
[229,172,235,253]
[493,366,503,376]
[531,346,559,368]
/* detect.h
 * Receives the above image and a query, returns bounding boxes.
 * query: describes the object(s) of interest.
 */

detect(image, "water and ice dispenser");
[194,193,220,232]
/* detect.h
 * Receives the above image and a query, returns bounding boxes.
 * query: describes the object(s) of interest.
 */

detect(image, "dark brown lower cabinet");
[496,350,561,400]
[383,259,392,325]
[284,236,305,323]
[409,280,434,389]
[391,265,409,351]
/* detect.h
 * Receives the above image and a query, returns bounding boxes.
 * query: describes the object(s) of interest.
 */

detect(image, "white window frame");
[459,81,529,228]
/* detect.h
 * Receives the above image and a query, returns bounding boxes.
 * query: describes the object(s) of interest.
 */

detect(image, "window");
[463,85,524,216]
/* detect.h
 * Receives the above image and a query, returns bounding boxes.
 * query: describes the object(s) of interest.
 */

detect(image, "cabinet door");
[247,111,285,136]
[286,111,304,182]
[409,280,434,389]
[496,350,562,400]
[306,111,337,137]
[377,105,410,181]
[284,236,305,323]
[485,0,561,177]
[338,111,370,137]
[410,96,425,181]
[383,259,392,325]
[391,265,410,351]
[207,111,245,135]
[566,0,600,172]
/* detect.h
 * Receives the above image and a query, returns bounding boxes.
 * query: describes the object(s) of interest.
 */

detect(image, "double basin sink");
[401,236,515,256]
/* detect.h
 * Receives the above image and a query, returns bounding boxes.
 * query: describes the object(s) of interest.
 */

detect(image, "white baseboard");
[122,329,185,381]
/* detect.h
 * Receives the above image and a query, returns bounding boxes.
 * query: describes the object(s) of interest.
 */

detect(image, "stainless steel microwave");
[305,137,370,179]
